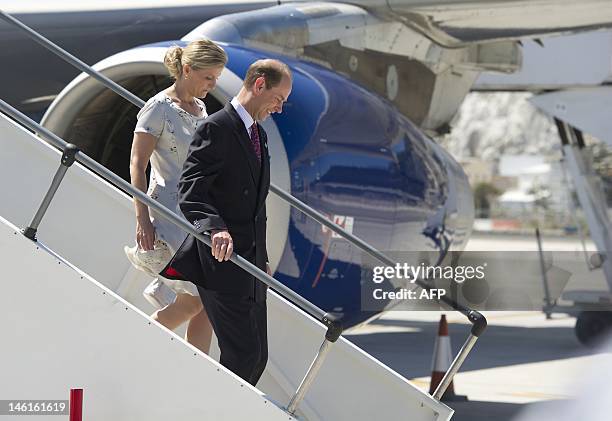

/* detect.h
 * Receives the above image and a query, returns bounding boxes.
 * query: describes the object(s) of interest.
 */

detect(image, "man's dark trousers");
[198,283,267,385]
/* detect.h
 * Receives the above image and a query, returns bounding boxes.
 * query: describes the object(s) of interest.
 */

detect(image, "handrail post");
[432,334,477,400]
[286,314,342,415]
[432,311,486,400]
[22,144,79,241]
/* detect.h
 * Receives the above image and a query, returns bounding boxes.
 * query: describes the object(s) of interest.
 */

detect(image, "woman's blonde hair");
[164,39,227,80]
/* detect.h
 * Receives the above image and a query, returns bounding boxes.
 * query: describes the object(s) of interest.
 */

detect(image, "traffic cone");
[429,315,468,401]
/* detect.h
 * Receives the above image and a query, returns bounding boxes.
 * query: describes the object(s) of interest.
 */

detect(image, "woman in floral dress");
[125,39,226,353]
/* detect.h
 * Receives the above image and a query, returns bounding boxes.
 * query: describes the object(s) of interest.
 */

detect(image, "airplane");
[3,0,612,329]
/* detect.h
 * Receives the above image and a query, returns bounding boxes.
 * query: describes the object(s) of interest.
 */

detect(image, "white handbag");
[124,240,177,308]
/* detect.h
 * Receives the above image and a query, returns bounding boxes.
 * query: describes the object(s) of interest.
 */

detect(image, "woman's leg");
[185,309,213,354]
[152,292,203,330]
[152,293,211,353]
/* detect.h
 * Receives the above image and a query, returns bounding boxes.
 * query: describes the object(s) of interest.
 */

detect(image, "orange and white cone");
[429,314,467,401]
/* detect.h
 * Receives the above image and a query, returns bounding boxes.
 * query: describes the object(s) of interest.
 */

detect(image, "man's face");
[253,75,292,121]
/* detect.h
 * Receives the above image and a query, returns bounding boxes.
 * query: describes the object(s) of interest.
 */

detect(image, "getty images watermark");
[370,262,487,301]
[359,251,599,311]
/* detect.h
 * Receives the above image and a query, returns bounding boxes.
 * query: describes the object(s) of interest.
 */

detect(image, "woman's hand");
[136,218,156,251]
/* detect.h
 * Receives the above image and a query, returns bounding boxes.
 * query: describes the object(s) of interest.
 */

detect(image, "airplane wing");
[343,0,612,46]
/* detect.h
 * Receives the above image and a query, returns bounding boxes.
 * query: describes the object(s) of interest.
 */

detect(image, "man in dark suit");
[162,59,292,385]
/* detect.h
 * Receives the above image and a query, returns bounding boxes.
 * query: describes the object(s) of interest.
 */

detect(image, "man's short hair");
[244,59,292,89]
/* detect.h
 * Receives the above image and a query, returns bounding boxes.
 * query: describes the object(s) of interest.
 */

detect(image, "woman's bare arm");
[130,132,158,250]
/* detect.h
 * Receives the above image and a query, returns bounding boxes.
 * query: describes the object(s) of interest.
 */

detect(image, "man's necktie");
[249,122,262,162]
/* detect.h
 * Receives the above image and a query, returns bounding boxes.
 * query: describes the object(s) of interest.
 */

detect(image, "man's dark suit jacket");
[162,102,269,296]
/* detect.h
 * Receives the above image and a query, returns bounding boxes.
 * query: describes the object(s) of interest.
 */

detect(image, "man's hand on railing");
[210,229,233,262]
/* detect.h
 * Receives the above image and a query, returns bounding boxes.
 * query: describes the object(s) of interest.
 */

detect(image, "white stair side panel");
[0,114,137,294]
[260,292,454,421]
[0,216,291,421]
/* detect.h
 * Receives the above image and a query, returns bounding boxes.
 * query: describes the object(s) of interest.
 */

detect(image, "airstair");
[0,10,486,420]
